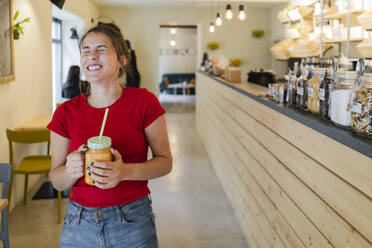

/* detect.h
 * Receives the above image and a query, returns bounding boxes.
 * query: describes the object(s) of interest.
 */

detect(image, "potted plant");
[252,29,264,38]
[207,42,219,50]
[13,10,30,40]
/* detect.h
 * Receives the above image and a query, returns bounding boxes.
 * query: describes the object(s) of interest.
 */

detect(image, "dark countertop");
[199,72,372,159]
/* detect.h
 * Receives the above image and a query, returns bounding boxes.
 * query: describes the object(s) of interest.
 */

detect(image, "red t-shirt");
[47,87,165,207]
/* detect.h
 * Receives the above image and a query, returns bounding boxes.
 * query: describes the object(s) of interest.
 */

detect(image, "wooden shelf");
[323,38,365,43]
[324,10,365,20]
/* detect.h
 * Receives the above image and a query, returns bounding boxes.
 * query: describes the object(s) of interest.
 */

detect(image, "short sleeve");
[143,91,165,129]
[47,104,69,138]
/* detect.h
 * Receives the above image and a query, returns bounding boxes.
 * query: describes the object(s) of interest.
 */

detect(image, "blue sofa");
[160,73,195,95]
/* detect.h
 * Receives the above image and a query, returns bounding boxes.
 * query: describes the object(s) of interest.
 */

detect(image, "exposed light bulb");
[216,13,222,26]
[209,22,215,33]
[225,4,233,20]
[170,28,176,34]
[239,11,246,20]
[170,40,176,46]
[239,5,246,20]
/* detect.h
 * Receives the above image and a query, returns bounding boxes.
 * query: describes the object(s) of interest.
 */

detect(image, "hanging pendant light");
[238,5,246,20]
[216,12,222,26]
[170,28,176,34]
[209,22,215,33]
[225,4,233,20]
[170,40,176,47]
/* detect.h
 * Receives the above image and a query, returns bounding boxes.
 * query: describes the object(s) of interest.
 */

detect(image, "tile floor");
[5,94,248,248]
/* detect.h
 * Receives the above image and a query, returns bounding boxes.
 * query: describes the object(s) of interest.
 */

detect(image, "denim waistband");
[65,195,151,224]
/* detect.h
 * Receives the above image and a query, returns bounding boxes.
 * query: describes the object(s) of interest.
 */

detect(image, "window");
[52,18,62,110]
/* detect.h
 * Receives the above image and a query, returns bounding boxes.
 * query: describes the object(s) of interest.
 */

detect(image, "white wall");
[158,27,197,82]
[0,0,99,211]
[100,5,272,94]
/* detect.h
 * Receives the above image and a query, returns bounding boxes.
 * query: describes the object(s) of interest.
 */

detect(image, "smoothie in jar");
[85,136,112,186]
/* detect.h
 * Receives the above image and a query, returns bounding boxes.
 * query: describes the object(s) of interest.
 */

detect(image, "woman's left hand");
[87,148,129,189]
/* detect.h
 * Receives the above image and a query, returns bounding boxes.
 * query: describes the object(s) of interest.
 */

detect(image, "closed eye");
[97,45,108,52]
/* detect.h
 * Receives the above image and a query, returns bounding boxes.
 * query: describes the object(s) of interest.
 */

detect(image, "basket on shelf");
[288,36,332,57]
[287,25,302,39]
[298,20,313,37]
[270,39,297,60]
[278,9,291,23]
[357,10,372,31]
[357,38,372,58]
[278,6,314,23]
[287,6,314,22]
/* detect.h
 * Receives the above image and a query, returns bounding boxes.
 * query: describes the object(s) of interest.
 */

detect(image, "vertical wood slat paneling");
[198,96,333,248]
[197,113,260,247]
[198,112,276,248]
[199,75,372,245]
[200,90,371,247]
[198,104,306,248]
[203,74,372,199]
[196,74,372,247]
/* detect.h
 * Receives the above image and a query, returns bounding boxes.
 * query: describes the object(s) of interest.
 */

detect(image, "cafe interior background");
[1,0,372,247]
[1,0,274,212]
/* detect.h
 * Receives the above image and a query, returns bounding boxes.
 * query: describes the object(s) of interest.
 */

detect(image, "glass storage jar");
[288,74,297,106]
[319,69,332,120]
[296,66,310,110]
[307,68,324,115]
[275,83,288,105]
[296,76,308,110]
[350,73,372,137]
[286,70,297,106]
[330,71,357,127]
[268,83,275,99]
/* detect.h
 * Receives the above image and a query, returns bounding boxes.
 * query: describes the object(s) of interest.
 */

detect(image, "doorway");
[158,24,200,109]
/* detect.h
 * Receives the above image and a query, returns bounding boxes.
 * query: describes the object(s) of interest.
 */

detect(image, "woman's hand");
[87,148,128,189]
[65,144,87,179]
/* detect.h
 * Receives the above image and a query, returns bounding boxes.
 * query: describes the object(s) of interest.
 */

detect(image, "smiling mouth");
[87,65,102,71]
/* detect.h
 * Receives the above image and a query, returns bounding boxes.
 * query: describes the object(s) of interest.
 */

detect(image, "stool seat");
[13,156,51,174]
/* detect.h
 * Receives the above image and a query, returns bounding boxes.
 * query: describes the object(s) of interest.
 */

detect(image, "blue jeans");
[60,195,158,248]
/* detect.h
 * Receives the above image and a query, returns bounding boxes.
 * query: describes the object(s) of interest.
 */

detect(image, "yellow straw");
[99,108,109,140]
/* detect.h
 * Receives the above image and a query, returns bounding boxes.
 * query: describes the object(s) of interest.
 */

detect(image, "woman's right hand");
[65,144,88,179]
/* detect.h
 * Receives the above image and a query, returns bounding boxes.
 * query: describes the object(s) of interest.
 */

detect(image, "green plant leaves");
[13,10,19,21]
[13,10,30,39]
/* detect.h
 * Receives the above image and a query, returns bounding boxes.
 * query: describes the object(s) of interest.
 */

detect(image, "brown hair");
[79,22,130,78]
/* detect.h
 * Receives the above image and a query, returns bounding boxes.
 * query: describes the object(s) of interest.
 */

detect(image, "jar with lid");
[296,67,309,110]
[330,71,357,127]
[318,69,332,120]
[350,73,372,137]
[268,83,276,99]
[287,71,297,106]
[85,136,112,186]
[275,83,288,105]
[307,68,324,115]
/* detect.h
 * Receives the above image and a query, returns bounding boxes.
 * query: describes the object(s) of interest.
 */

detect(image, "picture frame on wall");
[0,0,15,84]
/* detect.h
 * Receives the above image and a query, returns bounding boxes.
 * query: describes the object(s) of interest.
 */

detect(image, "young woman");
[48,22,172,248]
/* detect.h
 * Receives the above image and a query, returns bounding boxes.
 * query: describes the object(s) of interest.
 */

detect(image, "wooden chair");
[0,163,11,248]
[6,129,62,223]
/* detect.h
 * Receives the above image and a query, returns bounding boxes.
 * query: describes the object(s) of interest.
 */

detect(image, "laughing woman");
[48,22,172,248]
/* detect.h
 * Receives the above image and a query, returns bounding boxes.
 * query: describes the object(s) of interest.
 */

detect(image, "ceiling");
[92,0,288,8]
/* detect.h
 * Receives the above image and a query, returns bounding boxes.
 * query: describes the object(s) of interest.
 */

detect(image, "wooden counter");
[196,72,372,247]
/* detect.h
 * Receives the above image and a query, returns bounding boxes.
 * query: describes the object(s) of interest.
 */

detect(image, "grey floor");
[5,94,248,248]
